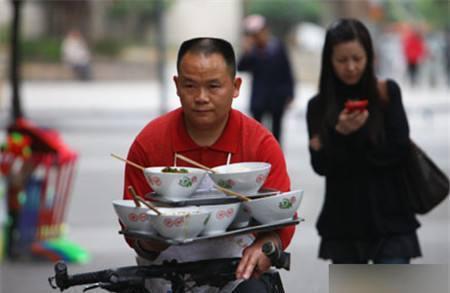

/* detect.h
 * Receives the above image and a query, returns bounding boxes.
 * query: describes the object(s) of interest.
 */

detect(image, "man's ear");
[233,77,242,99]
[173,75,179,96]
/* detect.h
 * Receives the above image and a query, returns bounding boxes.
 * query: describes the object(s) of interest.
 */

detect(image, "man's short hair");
[177,37,236,77]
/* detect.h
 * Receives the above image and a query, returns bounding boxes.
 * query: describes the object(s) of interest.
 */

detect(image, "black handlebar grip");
[54,261,69,289]
[262,241,290,271]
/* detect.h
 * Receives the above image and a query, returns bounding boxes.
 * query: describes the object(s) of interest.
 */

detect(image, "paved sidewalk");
[1,79,448,115]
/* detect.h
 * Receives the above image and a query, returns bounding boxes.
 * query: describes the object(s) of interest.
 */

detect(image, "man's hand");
[236,232,281,280]
[335,108,369,135]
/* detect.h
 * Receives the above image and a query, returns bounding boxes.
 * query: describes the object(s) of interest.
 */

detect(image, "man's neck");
[185,114,229,147]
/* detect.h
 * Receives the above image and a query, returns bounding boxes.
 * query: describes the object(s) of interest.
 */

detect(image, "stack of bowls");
[147,206,211,241]
[209,162,271,194]
[143,166,207,199]
[243,190,303,224]
[112,199,157,235]
[199,202,241,236]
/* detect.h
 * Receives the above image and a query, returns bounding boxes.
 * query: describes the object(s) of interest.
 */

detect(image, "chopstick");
[136,196,162,216]
[214,185,251,202]
[175,153,216,173]
[111,153,145,171]
[127,185,141,207]
[128,185,162,215]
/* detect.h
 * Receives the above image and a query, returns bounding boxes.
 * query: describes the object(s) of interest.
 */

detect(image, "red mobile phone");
[345,99,368,112]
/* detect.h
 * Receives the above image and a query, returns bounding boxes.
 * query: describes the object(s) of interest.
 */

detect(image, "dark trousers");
[232,271,284,293]
[407,63,419,86]
[251,108,284,144]
[332,257,411,264]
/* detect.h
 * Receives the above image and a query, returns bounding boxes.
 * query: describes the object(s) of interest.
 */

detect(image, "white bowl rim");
[145,206,208,216]
[144,166,207,174]
[112,199,148,207]
[211,162,271,173]
[245,189,304,203]
[199,202,241,209]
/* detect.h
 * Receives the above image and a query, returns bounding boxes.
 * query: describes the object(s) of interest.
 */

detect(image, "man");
[123,38,295,292]
[238,15,295,144]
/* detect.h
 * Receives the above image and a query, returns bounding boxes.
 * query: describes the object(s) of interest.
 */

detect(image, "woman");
[306,19,421,264]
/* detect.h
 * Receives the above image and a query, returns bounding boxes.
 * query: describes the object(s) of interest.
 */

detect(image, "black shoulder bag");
[402,141,449,214]
[380,81,449,214]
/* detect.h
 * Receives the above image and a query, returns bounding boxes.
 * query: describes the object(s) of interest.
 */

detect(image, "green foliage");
[21,38,61,62]
[384,0,405,22]
[385,0,449,29]
[247,0,322,37]
[415,0,449,29]
[106,0,174,41]
[107,0,173,19]
[92,38,124,57]
[0,25,9,45]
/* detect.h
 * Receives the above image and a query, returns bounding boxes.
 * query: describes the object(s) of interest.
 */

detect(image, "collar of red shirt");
[171,108,241,154]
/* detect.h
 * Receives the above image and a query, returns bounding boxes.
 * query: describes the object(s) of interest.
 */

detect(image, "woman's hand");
[335,108,369,135]
[310,135,322,151]
[236,232,280,280]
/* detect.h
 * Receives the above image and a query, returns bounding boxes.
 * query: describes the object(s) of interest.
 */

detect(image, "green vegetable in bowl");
[161,166,189,173]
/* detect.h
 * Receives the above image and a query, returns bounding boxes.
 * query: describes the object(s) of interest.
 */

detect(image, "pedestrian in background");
[237,14,295,144]
[444,27,450,87]
[402,28,426,87]
[306,19,421,264]
[62,29,92,81]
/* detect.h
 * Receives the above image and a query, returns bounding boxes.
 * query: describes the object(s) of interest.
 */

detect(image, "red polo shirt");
[124,108,294,249]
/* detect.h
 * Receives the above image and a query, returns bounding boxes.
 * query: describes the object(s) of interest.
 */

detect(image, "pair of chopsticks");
[111,153,251,202]
[127,185,162,215]
[175,153,216,173]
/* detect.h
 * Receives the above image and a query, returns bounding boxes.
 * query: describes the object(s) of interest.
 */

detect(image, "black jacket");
[306,80,420,240]
[237,37,295,113]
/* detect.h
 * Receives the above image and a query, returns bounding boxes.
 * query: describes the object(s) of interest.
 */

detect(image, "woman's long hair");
[317,18,385,146]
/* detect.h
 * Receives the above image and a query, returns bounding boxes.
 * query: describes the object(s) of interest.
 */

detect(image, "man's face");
[252,28,269,48]
[174,52,242,131]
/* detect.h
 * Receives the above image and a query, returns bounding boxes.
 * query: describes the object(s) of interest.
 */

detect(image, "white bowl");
[143,167,207,199]
[112,199,157,234]
[148,206,211,241]
[199,202,241,236]
[243,190,303,224]
[229,204,252,229]
[209,162,271,194]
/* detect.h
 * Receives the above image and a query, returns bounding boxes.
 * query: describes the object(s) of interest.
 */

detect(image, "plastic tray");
[120,218,302,245]
[144,188,280,206]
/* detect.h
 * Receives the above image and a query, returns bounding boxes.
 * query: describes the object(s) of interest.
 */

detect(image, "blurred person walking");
[306,19,421,264]
[445,28,450,86]
[402,28,426,86]
[237,15,295,144]
[62,29,92,81]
